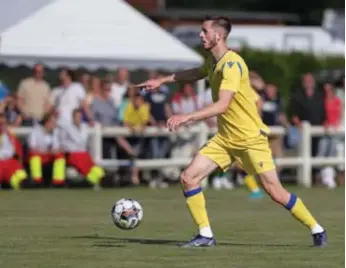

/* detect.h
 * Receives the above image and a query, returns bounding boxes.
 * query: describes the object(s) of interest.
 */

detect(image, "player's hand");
[167,114,191,132]
[135,79,162,91]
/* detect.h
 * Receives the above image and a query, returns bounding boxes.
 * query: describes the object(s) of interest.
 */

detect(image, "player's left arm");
[187,61,241,122]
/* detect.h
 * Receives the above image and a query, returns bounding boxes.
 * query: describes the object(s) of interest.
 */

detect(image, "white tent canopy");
[0,0,203,70]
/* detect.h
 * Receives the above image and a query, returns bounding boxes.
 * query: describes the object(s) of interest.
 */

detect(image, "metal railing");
[11,122,345,188]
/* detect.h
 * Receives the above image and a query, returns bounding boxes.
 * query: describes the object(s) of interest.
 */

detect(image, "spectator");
[3,94,22,127]
[318,82,342,189]
[291,73,325,151]
[197,80,216,128]
[91,80,138,185]
[261,83,289,159]
[0,80,9,101]
[16,64,51,125]
[51,68,93,125]
[80,73,91,93]
[123,92,150,134]
[118,85,137,123]
[86,76,102,106]
[111,67,131,108]
[291,73,325,183]
[144,71,172,188]
[249,71,265,93]
[171,84,199,156]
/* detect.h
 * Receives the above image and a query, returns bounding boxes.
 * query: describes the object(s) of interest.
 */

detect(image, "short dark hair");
[204,16,232,37]
[72,108,82,117]
[61,67,76,81]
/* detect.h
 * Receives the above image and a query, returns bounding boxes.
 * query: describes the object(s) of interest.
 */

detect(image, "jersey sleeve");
[220,61,242,93]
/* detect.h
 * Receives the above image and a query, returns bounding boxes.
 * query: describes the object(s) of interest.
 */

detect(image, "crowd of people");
[0,64,344,189]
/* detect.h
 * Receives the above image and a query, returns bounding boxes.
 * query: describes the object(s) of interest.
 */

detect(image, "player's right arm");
[136,64,208,91]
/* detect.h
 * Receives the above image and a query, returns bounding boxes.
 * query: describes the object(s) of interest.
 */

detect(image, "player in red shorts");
[0,113,27,189]
[58,109,104,186]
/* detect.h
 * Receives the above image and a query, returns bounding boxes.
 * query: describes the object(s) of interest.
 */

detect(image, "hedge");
[196,46,345,102]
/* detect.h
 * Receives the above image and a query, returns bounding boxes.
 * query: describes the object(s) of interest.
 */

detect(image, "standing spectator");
[51,68,93,125]
[91,80,138,185]
[16,64,51,125]
[261,83,289,160]
[291,73,325,183]
[171,84,199,158]
[318,82,342,189]
[144,71,172,188]
[111,68,131,108]
[118,85,136,123]
[80,73,91,93]
[197,80,217,128]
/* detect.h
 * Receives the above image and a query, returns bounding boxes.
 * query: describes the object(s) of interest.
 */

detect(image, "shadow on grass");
[71,235,306,248]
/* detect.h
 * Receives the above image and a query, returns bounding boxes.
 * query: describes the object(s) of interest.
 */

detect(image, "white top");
[0,132,15,160]
[51,82,86,123]
[59,122,89,152]
[28,124,60,153]
[111,81,128,108]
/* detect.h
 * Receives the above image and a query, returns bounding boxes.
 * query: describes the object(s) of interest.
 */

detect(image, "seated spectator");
[0,80,9,101]
[0,113,27,190]
[27,111,65,186]
[58,109,105,187]
[16,64,52,126]
[51,68,93,125]
[261,83,289,159]
[318,82,342,189]
[3,94,22,127]
[91,80,138,185]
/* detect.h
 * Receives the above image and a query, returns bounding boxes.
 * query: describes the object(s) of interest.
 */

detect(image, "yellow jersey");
[200,50,269,146]
[123,102,150,127]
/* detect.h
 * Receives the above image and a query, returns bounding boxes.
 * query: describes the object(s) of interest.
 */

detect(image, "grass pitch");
[0,187,344,268]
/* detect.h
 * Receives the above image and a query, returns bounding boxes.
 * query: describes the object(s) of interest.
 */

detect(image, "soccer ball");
[111,198,143,230]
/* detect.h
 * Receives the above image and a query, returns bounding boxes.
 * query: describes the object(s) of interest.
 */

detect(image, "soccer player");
[28,111,65,185]
[58,109,104,186]
[136,16,326,247]
[0,113,27,189]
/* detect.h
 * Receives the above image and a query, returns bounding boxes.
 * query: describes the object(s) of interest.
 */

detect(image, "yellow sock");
[10,170,27,190]
[285,194,318,230]
[30,156,42,181]
[244,175,260,192]
[53,158,66,182]
[185,187,212,237]
[86,166,105,185]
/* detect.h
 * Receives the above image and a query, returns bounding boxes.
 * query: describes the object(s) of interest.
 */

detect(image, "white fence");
[12,122,345,188]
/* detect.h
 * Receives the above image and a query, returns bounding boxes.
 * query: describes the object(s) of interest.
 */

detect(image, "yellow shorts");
[199,133,275,175]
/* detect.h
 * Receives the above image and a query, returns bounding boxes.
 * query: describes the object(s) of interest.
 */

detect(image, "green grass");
[0,187,344,268]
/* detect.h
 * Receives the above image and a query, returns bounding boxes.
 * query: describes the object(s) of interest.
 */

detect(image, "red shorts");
[67,152,95,176]
[0,158,23,183]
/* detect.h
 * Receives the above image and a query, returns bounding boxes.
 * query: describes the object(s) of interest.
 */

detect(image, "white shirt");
[28,124,60,153]
[0,132,15,160]
[172,97,197,114]
[59,122,89,152]
[197,88,217,126]
[51,82,86,123]
[111,81,128,108]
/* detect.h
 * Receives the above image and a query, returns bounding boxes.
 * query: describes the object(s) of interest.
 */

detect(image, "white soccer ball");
[111,198,143,230]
